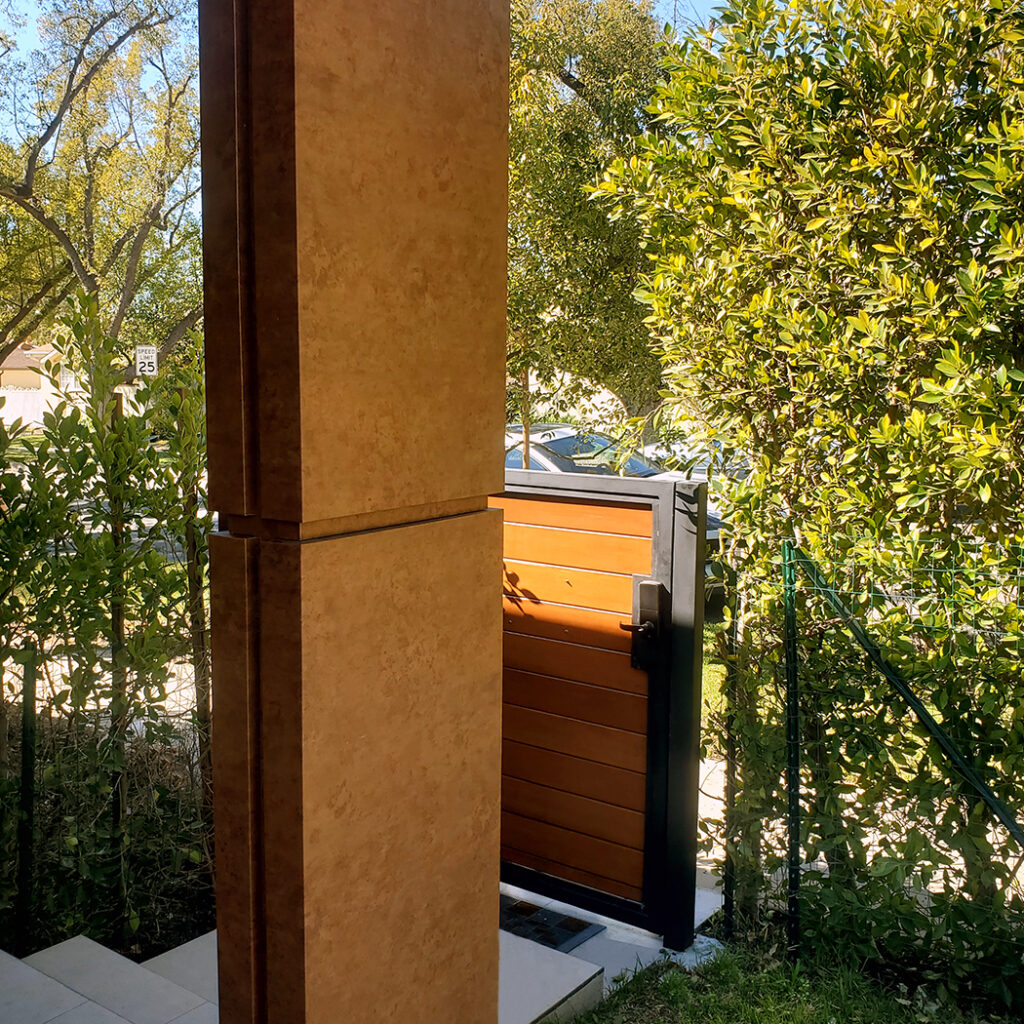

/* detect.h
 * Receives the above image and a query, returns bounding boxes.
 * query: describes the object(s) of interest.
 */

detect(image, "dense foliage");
[0,295,211,956]
[509,0,665,419]
[0,1,201,370]
[0,2,207,957]
[602,0,1024,1009]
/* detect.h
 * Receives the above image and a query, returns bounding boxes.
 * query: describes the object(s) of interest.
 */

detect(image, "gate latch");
[620,578,668,671]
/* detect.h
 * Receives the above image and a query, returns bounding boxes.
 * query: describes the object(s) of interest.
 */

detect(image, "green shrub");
[0,295,211,956]
[602,0,1024,1010]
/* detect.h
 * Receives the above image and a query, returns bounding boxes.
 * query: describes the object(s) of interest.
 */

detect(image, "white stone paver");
[144,931,218,1006]
[166,1004,219,1024]
[499,931,603,1024]
[567,934,665,990]
[25,936,205,1024]
[48,1002,133,1023]
[0,949,86,1024]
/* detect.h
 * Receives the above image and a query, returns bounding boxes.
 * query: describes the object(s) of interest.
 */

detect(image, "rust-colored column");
[198,3,508,1022]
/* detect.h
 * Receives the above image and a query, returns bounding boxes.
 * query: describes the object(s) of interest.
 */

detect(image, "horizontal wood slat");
[503,560,633,615]
[504,669,647,734]
[502,599,632,653]
[502,523,651,576]
[498,487,660,911]
[502,740,646,811]
[502,812,644,888]
[504,634,647,695]
[503,776,645,849]
[491,496,653,538]
[503,705,646,772]
[501,846,644,904]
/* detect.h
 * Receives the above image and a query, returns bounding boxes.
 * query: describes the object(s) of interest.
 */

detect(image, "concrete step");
[142,932,218,1006]
[141,928,605,1024]
[23,936,211,1024]
[498,931,603,1024]
[12,926,607,1024]
[0,948,90,1024]
[149,1007,217,1023]
[37,1005,134,1023]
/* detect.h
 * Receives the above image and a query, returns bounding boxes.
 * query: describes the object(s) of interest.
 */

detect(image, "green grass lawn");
[4,429,44,463]
[575,949,1000,1024]
[702,617,727,726]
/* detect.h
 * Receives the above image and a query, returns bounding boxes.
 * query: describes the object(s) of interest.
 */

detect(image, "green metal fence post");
[782,540,801,958]
[722,607,738,940]
[15,645,37,956]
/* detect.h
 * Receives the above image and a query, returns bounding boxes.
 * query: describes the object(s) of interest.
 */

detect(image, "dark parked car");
[504,423,666,476]
[504,423,725,600]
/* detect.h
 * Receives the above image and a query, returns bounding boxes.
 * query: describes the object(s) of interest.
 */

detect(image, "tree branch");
[108,204,162,340]
[109,57,197,340]
[0,193,95,290]
[0,261,72,339]
[557,66,587,98]
[20,7,171,194]
[0,272,77,367]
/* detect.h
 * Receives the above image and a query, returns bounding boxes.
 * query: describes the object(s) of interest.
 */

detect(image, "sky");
[653,0,723,31]
[4,0,38,51]
[2,0,726,51]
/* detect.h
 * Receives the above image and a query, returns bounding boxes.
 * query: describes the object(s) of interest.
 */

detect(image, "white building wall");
[0,387,50,427]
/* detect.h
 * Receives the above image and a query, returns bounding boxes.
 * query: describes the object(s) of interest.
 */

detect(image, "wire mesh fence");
[708,534,1024,1005]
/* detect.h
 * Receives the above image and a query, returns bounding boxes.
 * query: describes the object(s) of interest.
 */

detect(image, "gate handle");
[620,620,656,638]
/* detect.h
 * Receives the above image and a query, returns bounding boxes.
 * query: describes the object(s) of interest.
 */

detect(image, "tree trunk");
[722,613,738,938]
[0,658,9,886]
[727,592,764,930]
[519,364,531,469]
[805,702,856,883]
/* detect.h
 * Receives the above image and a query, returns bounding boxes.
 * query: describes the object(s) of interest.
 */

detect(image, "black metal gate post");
[782,539,801,958]
[661,482,706,950]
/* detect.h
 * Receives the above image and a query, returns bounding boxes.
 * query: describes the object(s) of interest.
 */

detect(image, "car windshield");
[504,445,547,470]
[541,433,662,477]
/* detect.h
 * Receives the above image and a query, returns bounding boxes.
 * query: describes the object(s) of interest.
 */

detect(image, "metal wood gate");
[489,471,706,949]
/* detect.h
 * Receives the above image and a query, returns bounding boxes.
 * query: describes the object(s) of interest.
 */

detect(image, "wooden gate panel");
[502,524,651,574]
[490,495,652,536]
[503,635,645,693]
[493,476,705,947]
[502,778,645,848]
[503,560,634,614]
[502,600,632,652]
[501,741,646,810]
[504,670,647,732]
[495,490,655,908]
[502,706,646,772]
[501,813,645,887]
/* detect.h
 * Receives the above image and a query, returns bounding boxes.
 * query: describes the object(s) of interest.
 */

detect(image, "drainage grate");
[499,895,605,953]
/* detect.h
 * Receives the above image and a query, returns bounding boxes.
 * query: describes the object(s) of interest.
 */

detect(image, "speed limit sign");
[135,345,158,376]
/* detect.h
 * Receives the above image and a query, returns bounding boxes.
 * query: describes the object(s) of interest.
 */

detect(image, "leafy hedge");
[0,295,211,956]
[601,0,1024,1010]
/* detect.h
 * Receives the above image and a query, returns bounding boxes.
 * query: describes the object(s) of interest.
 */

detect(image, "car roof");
[505,423,593,442]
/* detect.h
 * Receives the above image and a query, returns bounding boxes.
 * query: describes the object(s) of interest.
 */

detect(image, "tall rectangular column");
[199,2,508,1021]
